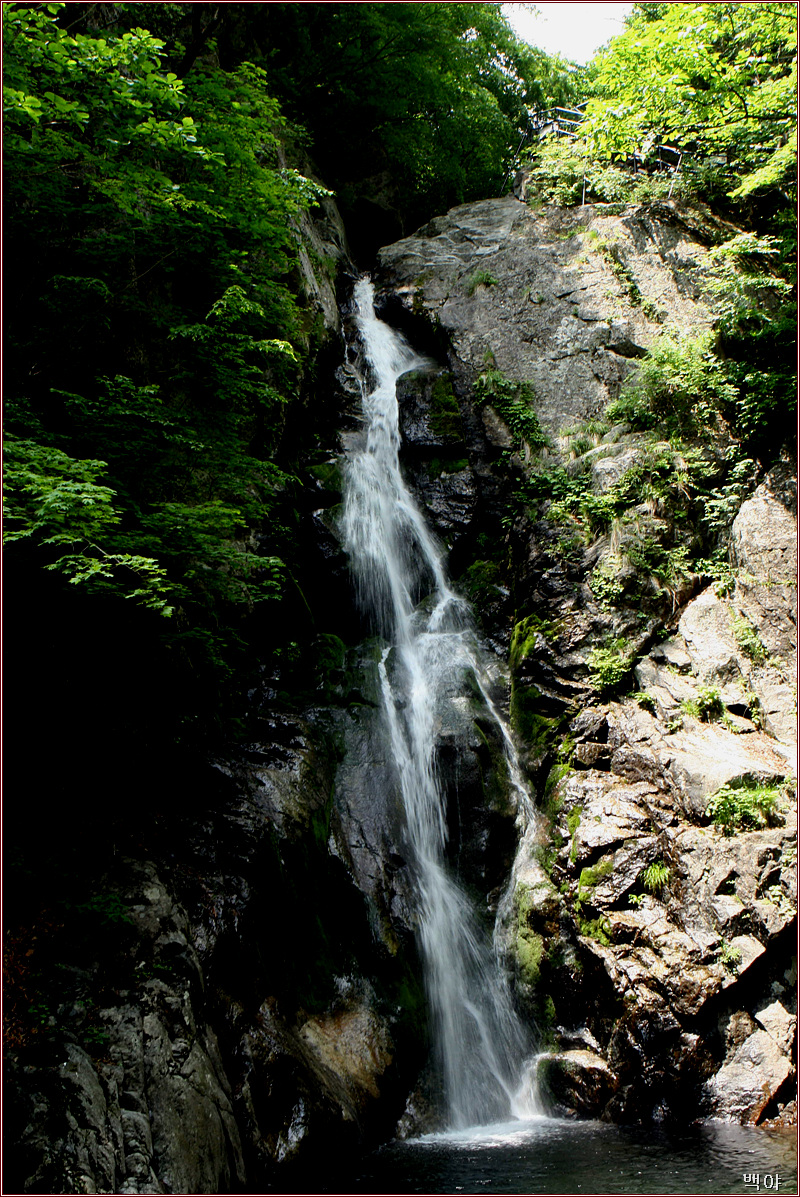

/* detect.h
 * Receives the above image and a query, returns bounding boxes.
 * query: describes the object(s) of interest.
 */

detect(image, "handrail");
[501,103,686,198]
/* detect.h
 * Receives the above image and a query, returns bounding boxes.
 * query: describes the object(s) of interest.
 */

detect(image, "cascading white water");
[342,277,540,1130]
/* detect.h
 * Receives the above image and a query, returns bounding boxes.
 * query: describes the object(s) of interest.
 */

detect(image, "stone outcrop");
[374,189,797,1128]
[377,193,719,436]
[8,185,796,1192]
[7,862,246,1195]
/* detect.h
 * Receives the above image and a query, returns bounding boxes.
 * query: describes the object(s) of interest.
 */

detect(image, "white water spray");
[342,278,540,1129]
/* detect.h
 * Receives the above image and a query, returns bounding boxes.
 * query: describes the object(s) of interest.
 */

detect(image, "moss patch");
[510,613,557,671]
[429,374,463,440]
[509,680,560,754]
[309,460,344,495]
[425,455,469,476]
[459,559,502,607]
[566,805,582,863]
[515,883,545,987]
[578,857,614,892]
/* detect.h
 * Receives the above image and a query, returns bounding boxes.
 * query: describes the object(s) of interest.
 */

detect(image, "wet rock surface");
[375,191,796,1129]
[377,194,717,436]
[8,187,797,1192]
[7,862,246,1196]
[503,635,796,1124]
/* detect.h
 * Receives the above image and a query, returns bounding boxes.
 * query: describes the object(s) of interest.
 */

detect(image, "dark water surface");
[320,1117,797,1195]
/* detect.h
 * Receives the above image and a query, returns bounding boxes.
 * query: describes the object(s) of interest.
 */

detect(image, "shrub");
[625,536,692,591]
[640,860,670,893]
[731,613,768,663]
[681,684,724,723]
[475,369,549,452]
[577,915,612,946]
[705,778,782,835]
[588,639,633,693]
[590,557,626,608]
[608,332,737,434]
[524,137,586,206]
[466,270,498,296]
[606,388,657,430]
[717,939,742,972]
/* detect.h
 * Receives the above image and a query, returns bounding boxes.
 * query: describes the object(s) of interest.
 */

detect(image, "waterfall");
[341,277,540,1130]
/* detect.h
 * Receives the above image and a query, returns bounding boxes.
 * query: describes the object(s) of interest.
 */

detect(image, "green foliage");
[640,860,670,894]
[577,915,612,946]
[706,778,782,835]
[731,613,768,664]
[705,234,793,330]
[521,7,797,465]
[459,559,502,608]
[588,639,634,694]
[4,438,122,547]
[717,939,743,972]
[589,556,626,609]
[578,858,614,894]
[74,894,134,926]
[626,538,691,589]
[524,137,688,208]
[681,684,725,723]
[81,1025,110,1049]
[534,844,558,877]
[256,3,581,227]
[514,884,545,986]
[426,457,469,478]
[476,369,550,454]
[702,236,798,448]
[466,270,498,296]
[516,435,716,558]
[572,857,614,943]
[608,332,737,434]
[4,436,174,614]
[3,3,332,749]
[523,137,587,206]
[583,3,797,204]
[605,389,657,433]
[694,555,736,597]
[170,286,297,425]
[429,375,463,441]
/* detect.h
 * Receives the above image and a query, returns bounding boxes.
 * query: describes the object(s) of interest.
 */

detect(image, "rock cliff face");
[8,188,796,1191]
[374,187,797,1128]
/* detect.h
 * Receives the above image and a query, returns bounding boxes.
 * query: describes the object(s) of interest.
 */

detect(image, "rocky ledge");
[375,187,797,1128]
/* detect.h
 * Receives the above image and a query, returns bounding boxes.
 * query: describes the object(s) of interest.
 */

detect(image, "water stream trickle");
[341,278,541,1130]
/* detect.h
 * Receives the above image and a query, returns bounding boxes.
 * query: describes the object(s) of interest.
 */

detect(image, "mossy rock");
[458,558,501,606]
[510,680,560,755]
[514,881,560,987]
[517,929,544,986]
[473,720,514,813]
[309,460,344,495]
[424,455,469,476]
[429,373,463,441]
[578,857,614,892]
